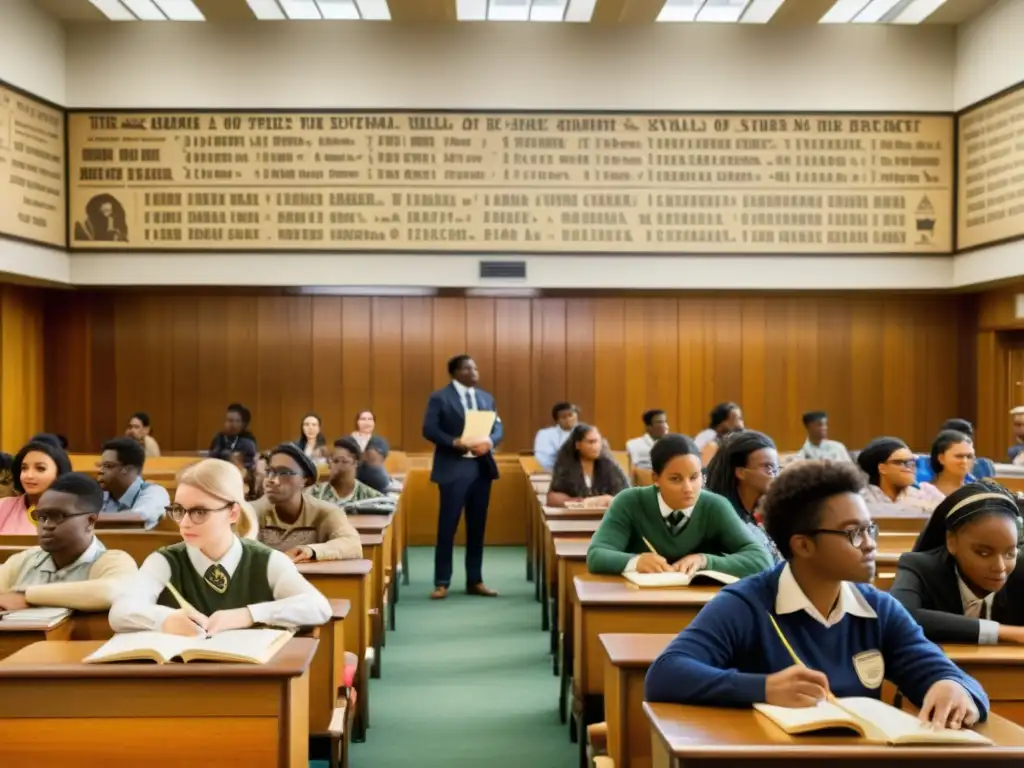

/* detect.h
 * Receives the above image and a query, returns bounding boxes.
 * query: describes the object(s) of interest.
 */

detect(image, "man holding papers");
[422,354,503,600]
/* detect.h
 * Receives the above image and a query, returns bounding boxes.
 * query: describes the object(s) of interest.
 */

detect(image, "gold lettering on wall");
[68,111,954,254]
[0,84,65,248]
[958,85,1024,251]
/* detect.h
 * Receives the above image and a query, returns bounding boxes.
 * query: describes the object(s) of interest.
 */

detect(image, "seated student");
[694,402,745,465]
[587,433,771,576]
[126,411,161,458]
[918,430,975,501]
[215,437,260,501]
[704,430,783,564]
[109,458,331,636]
[0,473,137,612]
[97,437,171,530]
[350,409,379,452]
[309,437,384,506]
[625,409,670,470]
[294,412,328,461]
[359,436,400,492]
[208,402,257,455]
[533,402,579,473]
[547,423,630,508]
[0,452,13,499]
[916,419,995,483]
[891,482,1024,644]
[645,460,988,729]
[0,440,72,534]
[251,444,362,563]
[856,437,938,513]
[1010,407,1024,463]
[797,411,851,462]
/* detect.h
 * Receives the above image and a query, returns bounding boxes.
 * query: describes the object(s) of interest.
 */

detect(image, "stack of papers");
[0,607,72,628]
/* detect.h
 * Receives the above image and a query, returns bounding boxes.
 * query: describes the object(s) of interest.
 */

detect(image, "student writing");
[586,434,771,577]
[645,460,988,730]
[0,473,137,612]
[891,482,1024,644]
[109,459,330,636]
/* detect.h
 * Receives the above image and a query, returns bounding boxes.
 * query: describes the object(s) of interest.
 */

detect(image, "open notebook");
[753,697,992,746]
[624,570,738,588]
[84,628,293,665]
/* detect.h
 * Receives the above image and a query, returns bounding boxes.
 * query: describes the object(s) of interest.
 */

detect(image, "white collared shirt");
[775,563,877,628]
[108,535,331,632]
[956,570,1000,644]
[625,434,656,468]
[622,492,696,574]
[451,379,477,411]
[798,439,852,463]
[13,537,105,590]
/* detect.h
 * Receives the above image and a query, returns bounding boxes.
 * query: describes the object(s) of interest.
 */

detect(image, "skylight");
[88,0,205,20]
[655,0,785,24]
[455,0,597,21]
[247,0,391,19]
[820,0,949,23]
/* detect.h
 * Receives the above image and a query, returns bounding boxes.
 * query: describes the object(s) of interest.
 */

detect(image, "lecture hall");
[1,0,1024,766]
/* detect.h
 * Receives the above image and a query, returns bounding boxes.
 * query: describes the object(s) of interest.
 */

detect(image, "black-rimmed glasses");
[804,523,879,548]
[164,503,231,525]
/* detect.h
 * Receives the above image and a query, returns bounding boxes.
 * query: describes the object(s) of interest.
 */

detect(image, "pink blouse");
[0,495,37,534]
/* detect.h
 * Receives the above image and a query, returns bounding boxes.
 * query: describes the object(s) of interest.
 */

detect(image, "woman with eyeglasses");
[251,444,362,563]
[918,430,976,501]
[646,460,989,731]
[856,437,938,513]
[892,482,1024,644]
[704,430,783,564]
[109,458,330,637]
[0,440,72,534]
[308,437,383,507]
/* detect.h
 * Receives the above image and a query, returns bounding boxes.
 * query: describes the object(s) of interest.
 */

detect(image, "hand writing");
[672,554,707,575]
[765,665,831,708]
[206,607,255,636]
[161,608,208,637]
[635,552,671,573]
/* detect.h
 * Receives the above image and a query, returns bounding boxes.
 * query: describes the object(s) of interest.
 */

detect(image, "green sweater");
[156,539,275,616]
[586,486,772,576]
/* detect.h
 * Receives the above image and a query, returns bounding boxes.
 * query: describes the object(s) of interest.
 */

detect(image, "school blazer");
[422,382,503,486]
[891,548,1018,644]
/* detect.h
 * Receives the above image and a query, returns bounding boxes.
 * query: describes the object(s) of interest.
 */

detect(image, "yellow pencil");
[641,536,657,554]
[165,582,198,615]
[767,611,836,703]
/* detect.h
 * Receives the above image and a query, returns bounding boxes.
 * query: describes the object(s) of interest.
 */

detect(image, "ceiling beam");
[619,0,668,23]
[769,0,836,24]
[923,0,995,24]
[387,0,456,21]
[192,0,257,20]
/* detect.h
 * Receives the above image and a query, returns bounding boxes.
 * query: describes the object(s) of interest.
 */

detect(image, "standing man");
[423,354,503,600]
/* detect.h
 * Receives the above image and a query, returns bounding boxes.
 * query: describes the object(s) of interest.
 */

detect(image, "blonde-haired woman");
[109,458,330,636]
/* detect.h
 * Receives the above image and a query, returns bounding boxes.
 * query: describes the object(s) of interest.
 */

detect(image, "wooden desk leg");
[389,575,398,631]
[650,728,673,768]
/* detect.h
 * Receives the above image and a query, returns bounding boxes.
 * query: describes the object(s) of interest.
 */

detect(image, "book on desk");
[754,697,992,746]
[624,570,738,588]
[0,607,72,628]
[83,628,293,665]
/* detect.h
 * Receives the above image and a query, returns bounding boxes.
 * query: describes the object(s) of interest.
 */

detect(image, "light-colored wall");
[955,0,1024,109]
[61,21,962,289]
[0,0,69,285]
[65,22,955,110]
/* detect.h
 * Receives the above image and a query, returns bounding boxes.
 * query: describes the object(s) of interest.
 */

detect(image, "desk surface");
[943,645,1024,664]
[0,614,71,634]
[543,506,608,519]
[328,598,351,620]
[575,575,720,606]
[601,632,674,666]
[554,539,590,559]
[347,513,395,533]
[359,533,385,547]
[546,520,602,535]
[644,702,1024,758]
[0,639,318,680]
[96,513,147,529]
[298,559,373,577]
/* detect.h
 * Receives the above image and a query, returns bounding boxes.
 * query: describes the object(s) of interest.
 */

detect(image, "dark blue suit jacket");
[422,382,503,485]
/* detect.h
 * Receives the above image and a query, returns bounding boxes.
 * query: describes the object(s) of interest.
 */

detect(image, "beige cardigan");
[0,548,139,611]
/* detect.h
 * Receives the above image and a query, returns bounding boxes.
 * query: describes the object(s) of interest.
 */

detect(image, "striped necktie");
[666,509,686,530]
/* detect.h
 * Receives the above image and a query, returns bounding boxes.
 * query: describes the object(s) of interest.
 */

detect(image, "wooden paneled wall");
[0,285,45,452]
[40,290,974,455]
[974,286,1024,461]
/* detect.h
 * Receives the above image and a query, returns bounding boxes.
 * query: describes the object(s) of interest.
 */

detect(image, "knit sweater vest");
[156,539,275,615]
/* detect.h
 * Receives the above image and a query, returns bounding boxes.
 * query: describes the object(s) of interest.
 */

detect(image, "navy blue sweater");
[645,564,988,719]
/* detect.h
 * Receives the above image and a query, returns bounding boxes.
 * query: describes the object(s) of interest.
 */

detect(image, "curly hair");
[762,460,866,560]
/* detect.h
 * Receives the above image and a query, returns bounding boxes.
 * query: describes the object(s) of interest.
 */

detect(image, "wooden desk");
[96,513,147,530]
[644,701,1024,766]
[298,559,372,741]
[544,506,609,520]
[944,645,1024,725]
[350,512,398,630]
[359,532,386,679]
[0,639,316,768]
[876,531,917,552]
[602,632,673,768]
[309,599,350,746]
[0,544,28,564]
[573,576,719,746]
[0,613,74,660]
[872,514,929,535]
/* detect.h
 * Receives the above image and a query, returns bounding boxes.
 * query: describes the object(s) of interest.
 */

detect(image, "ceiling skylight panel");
[279,0,323,19]
[120,0,167,19]
[657,0,705,22]
[354,0,391,19]
[530,0,569,21]
[819,0,872,23]
[87,0,136,20]
[152,0,205,20]
[696,0,751,23]
[852,0,903,22]
[489,0,531,21]
[563,0,596,21]
[246,0,287,19]
[316,0,360,18]
[891,0,947,23]
[739,0,784,23]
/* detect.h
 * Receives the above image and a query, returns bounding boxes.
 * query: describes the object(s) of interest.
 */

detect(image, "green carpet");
[314,545,575,768]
